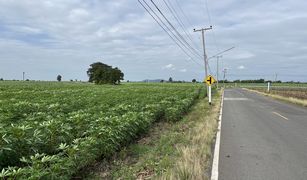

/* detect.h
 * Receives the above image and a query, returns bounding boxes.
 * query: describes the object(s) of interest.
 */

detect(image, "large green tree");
[87,62,124,84]
[57,75,62,82]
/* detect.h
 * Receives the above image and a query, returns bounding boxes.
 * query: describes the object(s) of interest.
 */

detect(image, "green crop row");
[0,82,204,179]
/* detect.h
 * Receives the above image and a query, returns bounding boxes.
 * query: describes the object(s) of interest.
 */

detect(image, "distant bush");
[0,78,3,81]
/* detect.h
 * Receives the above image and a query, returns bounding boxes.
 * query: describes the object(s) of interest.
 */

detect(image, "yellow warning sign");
[204,75,216,85]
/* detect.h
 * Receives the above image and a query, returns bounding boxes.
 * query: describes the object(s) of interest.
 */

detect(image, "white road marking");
[211,90,224,180]
[272,112,289,120]
[224,98,249,101]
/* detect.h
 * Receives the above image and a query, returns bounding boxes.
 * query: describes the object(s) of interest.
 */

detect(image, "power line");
[208,62,213,75]
[150,0,203,59]
[174,0,194,30]
[141,0,203,66]
[163,0,200,51]
[138,0,203,66]
[204,0,220,53]
[142,0,202,60]
[207,47,235,61]
[204,0,212,24]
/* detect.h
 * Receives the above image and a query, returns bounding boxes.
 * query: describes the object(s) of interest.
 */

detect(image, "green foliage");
[57,75,62,82]
[87,62,124,85]
[0,82,203,179]
[168,77,173,82]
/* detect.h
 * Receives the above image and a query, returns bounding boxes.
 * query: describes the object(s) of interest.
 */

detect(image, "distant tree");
[26,79,29,81]
[168,77,173,83]
[192,79,196,83]
[160,80,164,83]
[87,62,124,84]
[110,67,124,84]
[57,75,62,82]
[127,80,130,83]
[70,79,73,82]
[241,79,266,83]
[0,78,3,81]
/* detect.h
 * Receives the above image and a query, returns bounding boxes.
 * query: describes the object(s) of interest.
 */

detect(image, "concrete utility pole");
[216,55,222,89]
[23,72,25,81]
[193,26,212,79]
[207,47,235,89]
[193,26,212,96]
[223,68,227,88]
[275,73,278,82]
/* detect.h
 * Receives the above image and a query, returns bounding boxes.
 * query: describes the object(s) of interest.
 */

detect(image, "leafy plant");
[0,82,203,179]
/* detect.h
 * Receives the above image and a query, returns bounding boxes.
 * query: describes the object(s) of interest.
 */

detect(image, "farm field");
[220,83,307,100]
[0,81,204,179]
[248,87,307,100]
[238,82,307,99]
[242,83,307,107]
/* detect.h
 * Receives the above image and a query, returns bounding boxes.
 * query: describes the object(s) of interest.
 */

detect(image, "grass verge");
[244,88,307,107]
[79,91,221,180]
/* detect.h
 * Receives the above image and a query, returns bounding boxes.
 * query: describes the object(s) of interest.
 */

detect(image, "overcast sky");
[0,0,307,82]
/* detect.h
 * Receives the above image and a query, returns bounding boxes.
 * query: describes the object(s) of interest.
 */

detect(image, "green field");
[0,81,204,179]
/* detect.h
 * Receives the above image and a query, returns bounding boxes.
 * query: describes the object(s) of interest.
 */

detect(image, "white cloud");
[162,64,174,69]
[68,8,90,22]
[230,51,255,60]
[180,69,187,72]
[237,65,245,70]
[16,26,42,34]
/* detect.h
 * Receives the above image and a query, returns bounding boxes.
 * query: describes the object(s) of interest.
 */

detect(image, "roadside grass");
[159,92,221,180]
[82,91,221,180]
[244,88,307,107]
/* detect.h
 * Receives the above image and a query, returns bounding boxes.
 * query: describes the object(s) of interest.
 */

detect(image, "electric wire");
[163,0,200,51]
[143,0,202,60]
[140,0,203,66]
[204,0,220,52]
[174,0,194,29]
[150,0,203,59]
[138,0,203,67]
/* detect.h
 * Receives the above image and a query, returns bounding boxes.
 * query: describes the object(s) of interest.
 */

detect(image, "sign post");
[208,85,212,105]
[267,82,271,92]
[204,75,216,105]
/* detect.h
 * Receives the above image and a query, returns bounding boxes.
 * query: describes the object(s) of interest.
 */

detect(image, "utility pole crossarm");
[193,26,213,32]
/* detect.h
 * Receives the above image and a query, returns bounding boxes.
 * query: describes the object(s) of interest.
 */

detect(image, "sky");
[0,0,307,82]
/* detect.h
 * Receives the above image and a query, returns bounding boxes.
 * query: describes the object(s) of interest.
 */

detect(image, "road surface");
[219,88,307,180]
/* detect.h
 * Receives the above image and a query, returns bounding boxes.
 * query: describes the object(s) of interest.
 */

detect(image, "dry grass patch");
[158,92,221,180]
[244,88,307,107]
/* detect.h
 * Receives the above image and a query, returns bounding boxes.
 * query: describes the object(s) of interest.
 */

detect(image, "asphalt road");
[219,88,307,180]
